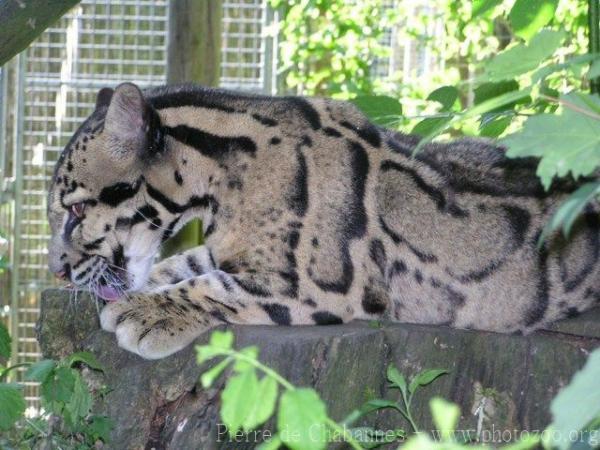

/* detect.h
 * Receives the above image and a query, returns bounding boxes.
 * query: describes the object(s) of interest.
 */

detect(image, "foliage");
[401,397,541,450]
[0,322,25,432]
[269,0,398,98]
[350,95,403,127]
[273,0,598,238]
[346,0,600,240]
[197,330,366,450]
[0,383,26,433]
[199,330,600,450]
[357,365,448,433]
[196,331,600,450]
[0,321,112,449]
[197,331,416,449]
[545,349,600,450]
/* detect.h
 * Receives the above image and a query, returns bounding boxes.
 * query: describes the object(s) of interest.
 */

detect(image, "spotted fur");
[47,83,600,359]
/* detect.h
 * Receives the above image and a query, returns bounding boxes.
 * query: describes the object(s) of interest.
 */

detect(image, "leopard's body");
[47,83,600,359]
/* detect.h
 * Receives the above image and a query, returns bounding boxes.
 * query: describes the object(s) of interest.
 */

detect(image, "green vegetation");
[197,330,600,450]
[0,322,112,449]
[269,0,398,97]
[275,0,600,240]
[196,330,446,450]
[4,325,600,449]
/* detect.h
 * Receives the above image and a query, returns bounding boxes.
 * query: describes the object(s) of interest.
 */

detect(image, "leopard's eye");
[71,202,86,218]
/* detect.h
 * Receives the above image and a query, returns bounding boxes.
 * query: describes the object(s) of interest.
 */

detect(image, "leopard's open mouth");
[65,257,130,302]
[94,263,129,301]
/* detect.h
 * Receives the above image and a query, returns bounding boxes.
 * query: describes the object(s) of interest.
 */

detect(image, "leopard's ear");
[95,87,114,109]
[104,83,158,159]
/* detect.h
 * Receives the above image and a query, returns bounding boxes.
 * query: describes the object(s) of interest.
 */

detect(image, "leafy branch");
[197,330,365,450]
[0,321,112,448]
[353,22,600,241]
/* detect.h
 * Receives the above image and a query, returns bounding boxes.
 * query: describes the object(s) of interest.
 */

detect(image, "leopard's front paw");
[99,295,210,359]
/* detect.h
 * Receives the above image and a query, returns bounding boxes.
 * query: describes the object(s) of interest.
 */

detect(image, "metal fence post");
[10,53,25,367]
[0,67,7,207]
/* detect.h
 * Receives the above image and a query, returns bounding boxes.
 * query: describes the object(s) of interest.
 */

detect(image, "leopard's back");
[372,130,600,332]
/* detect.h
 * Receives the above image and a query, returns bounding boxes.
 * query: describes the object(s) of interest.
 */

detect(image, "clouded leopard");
[47,82,600,359]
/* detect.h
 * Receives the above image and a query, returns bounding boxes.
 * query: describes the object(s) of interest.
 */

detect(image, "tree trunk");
[0,0,81,66]
[162,0,222,257]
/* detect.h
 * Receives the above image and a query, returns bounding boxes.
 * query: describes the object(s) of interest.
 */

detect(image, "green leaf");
[340,398,398,429]
[485,29,565,81]
[196,331,235,364]
[364,398,400,412]
[87,416,113,442]
[66,373,92,420]
[480,115,513,137]
[472,0,504,18]
[220,369,259,435]
[386,365,407,399]
[414,87,532,152]
[233,346,259,373]
[210,330,234,350]
[196,346,222,364]
[427,86,459,111]
[0,322,11,359]
[67,352,104,372]
[474,80,523,111]
[200,357,231,388]
[41,366,76,405]
[408,369,448,394]
[509,0,559,41]
[0,363,29,380]
[25,359,56,383]
[0,383,26,431]
[278,388,328,450]
[412,116,452,138]
[544,348,600,450]
[541,182,600,242]
[575,91,600,115]
[430,397,460,441]
[350,95,402,127]
[256,434,283,450]
[503,93,600,189]
[242,376,278,430]
[533,54,600,84]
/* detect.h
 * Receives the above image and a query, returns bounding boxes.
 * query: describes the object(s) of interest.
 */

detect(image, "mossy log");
[37,289,600,449]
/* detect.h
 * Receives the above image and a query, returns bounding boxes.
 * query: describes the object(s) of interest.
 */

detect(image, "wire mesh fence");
[1,0,170,409]
[221,0,276,93]
[0,0,276,411]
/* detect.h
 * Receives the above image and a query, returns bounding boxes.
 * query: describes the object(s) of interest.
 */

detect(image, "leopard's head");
[47,83,169,300]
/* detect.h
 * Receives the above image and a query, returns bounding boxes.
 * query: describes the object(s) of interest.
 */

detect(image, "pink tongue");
[96,285,121,302]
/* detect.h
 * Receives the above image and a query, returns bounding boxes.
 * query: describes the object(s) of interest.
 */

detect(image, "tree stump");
[37,289,600,449]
